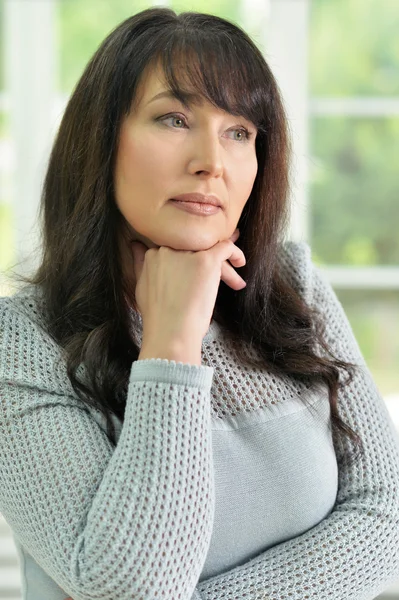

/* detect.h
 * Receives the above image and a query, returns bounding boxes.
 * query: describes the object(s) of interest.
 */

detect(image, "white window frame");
[266,0,399,290]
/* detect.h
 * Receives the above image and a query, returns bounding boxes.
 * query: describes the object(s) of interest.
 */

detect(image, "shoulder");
[0,286,108,430]
[276,240,316,305]
[0,285,79,398]
[0,283,51,336]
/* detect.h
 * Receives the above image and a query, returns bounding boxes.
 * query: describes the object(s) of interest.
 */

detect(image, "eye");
[158,113,187,129]
[230,127,252,142]
[158,113,254,143]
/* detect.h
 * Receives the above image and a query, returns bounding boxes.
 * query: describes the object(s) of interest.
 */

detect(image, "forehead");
[133,59,206,111]
[139,61,167,95]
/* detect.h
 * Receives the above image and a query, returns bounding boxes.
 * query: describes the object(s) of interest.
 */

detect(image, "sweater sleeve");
[0,299,215,600]
[194,244,399,600]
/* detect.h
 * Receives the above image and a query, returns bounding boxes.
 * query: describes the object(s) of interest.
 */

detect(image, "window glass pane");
[310,0,399,97]
[309,117,399,265]
[0,108,14,274]
[0,107,8,140]
[0,0,4,91]
[58,0,150,94]
[58,1,248,95]
[170,0,266,54]
[171,0,242,28]
[334,288,399,400]
[0,203,14,274]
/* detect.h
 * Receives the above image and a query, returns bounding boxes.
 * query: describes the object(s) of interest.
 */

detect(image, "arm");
[193,253,399,599]
[0,298,215,600]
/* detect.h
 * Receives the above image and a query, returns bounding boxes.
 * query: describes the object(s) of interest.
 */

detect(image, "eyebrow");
[146,90,203,109]
[146,89,258,130]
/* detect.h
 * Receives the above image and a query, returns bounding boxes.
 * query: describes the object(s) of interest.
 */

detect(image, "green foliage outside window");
[310,117,399,265]
[309,0,399,97]
[58,0,150,93]
[335,289,399,397]
[308,0,399,267]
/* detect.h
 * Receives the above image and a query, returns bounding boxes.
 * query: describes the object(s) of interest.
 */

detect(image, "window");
[308,0,399,427]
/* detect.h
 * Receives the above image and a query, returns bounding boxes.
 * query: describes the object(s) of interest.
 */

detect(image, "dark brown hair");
[11,7,363,463]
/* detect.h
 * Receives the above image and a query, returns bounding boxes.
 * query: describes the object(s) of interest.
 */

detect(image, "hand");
[130,228,246,345]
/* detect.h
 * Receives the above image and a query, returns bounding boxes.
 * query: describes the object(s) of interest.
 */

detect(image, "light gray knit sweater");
[0,241,398,600]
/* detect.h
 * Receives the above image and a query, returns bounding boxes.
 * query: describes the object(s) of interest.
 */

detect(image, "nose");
[188,131,223,178]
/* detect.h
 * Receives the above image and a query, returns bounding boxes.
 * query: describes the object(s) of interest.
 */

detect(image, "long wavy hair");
[11,7,363,463]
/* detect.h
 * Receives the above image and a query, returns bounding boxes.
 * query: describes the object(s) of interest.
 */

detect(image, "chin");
[160,230,220,252]
[134,226,223,251]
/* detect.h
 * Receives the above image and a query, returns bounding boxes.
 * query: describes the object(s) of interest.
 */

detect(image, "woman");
[1,7,398,600]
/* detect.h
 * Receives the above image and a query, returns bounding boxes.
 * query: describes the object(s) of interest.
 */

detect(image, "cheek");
[248,152,259,184]
[117,136,156,182]
[234,155,258,200]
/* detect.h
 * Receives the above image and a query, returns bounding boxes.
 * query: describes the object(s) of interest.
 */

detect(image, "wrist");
[138,339,202,366]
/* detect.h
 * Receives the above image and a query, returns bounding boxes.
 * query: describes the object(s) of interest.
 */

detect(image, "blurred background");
[0,0,398,598]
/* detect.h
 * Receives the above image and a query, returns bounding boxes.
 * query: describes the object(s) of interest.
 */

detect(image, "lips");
[170,200,221,216]
[171,193,222,208]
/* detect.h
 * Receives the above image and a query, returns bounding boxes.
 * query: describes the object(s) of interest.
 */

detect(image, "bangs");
[155,34,268,134]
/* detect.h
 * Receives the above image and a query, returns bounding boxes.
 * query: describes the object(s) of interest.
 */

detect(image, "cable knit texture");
[0,241,398,600]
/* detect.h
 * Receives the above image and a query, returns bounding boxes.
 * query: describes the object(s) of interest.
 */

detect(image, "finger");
[227,244,246,268]
[220,261,246,291]
[217,239,246,268]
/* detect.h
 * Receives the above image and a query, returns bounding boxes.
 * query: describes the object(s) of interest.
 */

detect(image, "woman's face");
[114,62,258,252]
